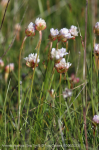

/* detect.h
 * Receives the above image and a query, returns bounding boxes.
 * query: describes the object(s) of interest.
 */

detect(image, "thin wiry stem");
[0,0,10,31]
[83,0,88,150]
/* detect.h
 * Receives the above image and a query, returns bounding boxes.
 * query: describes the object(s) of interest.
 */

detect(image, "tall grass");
[0,0,99,150]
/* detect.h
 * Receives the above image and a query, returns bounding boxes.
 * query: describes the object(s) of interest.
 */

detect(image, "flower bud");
[0,59,4,69]
[5,63,14,73]
[35,18,46,31]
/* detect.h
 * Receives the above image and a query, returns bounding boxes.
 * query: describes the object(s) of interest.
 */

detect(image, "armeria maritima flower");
[24,53,40,68]
[57,28,73,42]
[5,63,14,73]
[55,58,71,73]
[94,44,99,55]
[69,25,78,37]
[35,18,46,31]
[94,22,99,35]
[63,88,72,99]
[25,22,35,37]
[51,48,68,63]
[93,115,99,124]
[49,28,59,41]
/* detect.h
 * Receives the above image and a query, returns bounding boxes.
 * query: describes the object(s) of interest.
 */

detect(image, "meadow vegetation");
[0,0,99,149]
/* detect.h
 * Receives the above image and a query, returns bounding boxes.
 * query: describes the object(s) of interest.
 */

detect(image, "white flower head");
[95,22,99,29]
[63,88,72,99]
[94,22,99,35]
[49,28,59,41]
[55,58,71,73]
[35,18,46,31]
[93,115,99,124]
[24,53,40,68]
[58,28,73,42]
[69,25,78,36]
[94,44,99,55]
[25,22,35,37]
[51,48,68,61]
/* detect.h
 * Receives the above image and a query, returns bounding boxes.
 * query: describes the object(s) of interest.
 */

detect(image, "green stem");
[25,31,42,125]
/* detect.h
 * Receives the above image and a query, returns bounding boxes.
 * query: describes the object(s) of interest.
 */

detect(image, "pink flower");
[93,115,99,124]
[24,53,40,68]
[55,58,71,73]
[49,28,59,41]
[57,28,73,42]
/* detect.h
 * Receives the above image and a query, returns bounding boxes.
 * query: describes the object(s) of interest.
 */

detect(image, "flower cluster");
[24,53,40,68]
[94,22,99,35]
[94,44,99,55]
[63,88,72,99]
[55,58,71,73]
[25,18,46,37]
[49,25,78,42]
[51,47,68,63]
[50,47,71,73]
[93,22,99,69]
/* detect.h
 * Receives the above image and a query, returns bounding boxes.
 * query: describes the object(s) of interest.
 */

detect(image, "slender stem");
[83,0,88,149]
[18,81,22,130]
[59,73,62,117]
[25,31,42,124]
[18,36,27,132]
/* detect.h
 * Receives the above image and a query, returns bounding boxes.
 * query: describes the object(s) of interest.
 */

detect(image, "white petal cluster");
[63,88,72,99]
[50,28,59,37]
[93,115,99,124]
[69,25,78,36]
[55,58,71,69]
[59,28,73,39]
[94,44,99,54]
[51,48,68,60]
[95,22,99,29]
[24,53,40,63]
[35,18,46,27]
[27,22,35,32]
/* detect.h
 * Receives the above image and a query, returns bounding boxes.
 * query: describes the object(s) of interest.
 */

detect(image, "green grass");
[0,0,99,149]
